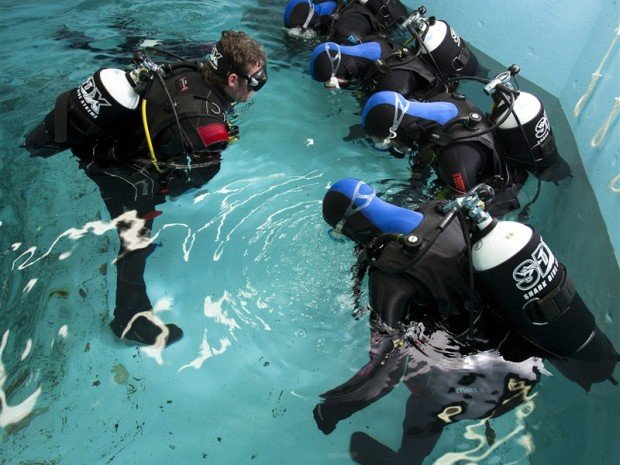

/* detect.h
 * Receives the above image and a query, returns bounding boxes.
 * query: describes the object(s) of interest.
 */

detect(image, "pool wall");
[409,2,620,463]
[424,0,620,261]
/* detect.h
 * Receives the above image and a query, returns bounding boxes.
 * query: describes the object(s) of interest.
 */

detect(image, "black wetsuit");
[312,38,446,100]
[24,64,233,344]
[304,0,407,43]
[329,0,408,43]
[361,43,449,100]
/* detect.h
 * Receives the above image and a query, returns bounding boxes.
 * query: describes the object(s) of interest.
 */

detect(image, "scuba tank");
[50,68,140,145]
[443,186,617,369]
[472,218,598,358]
[24,68,141,155]
[401,6,479,78]
[464,64,568,179]
[491,91,562,174]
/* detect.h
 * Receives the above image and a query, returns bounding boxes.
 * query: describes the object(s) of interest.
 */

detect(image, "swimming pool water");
[0,1,618,464]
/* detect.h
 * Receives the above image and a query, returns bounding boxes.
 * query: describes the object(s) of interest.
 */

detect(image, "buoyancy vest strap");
[150,110,213,140]
[53,89,72,144]
[452,45,471,72]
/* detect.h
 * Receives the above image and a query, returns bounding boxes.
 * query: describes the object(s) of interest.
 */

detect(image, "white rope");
[611,173,620,193]
[573,24,619,117]
[590,96,620,148]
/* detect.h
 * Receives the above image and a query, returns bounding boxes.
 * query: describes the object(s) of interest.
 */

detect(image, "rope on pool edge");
[591,97,620,148]
[574,25,619,117]
[611,174,620,194]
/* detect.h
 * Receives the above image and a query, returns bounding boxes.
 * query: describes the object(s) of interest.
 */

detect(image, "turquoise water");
[0,1,618,464]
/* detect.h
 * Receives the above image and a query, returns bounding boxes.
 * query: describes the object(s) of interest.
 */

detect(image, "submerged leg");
[81,161,183,346]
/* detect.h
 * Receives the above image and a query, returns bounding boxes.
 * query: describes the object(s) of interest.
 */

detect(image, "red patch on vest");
[176,77,190,93]
[451,173,466,193]
[197,123,229,148]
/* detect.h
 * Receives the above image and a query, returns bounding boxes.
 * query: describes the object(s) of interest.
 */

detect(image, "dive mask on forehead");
[302,1,315,29]
[371,93,411,149]
[389,93,410,140]
[324,43,342,89]
[333,180,376,233]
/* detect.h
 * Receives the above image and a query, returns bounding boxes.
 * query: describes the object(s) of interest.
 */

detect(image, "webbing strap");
[53,90,72,144]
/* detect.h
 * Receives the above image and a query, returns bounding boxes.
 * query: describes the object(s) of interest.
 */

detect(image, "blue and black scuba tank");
[24,68,141,156]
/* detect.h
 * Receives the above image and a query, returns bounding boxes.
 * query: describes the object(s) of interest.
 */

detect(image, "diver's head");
[361,91,418,152]
[330,11,374,44]
[323,178,423,244]
[204,30,268,101]
[283,0,336,30]
[323,178,380,244]
[310,41,380,89]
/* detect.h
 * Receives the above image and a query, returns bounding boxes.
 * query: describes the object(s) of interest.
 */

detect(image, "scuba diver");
[309,39,449,99]
[316,178,618,465]
[283,0,408,44]
[308,7,481,97]
[362,89,527,215]
[361,65,572,215]
[22,30,268,347]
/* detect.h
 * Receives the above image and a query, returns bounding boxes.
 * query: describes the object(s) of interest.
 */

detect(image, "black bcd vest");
[144,65,230,160]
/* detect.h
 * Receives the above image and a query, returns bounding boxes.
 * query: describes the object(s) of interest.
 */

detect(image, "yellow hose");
[141,99,161,173]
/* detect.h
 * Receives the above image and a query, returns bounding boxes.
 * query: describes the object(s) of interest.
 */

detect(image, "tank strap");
[452,44,472,73]
[524,267,575,324]
[53,89,72,144]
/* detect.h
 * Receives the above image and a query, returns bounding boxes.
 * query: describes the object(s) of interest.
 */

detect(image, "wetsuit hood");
[310,41,382,82]
[323,177,423,244]
[361,91,458,144]
[284,0,337,29]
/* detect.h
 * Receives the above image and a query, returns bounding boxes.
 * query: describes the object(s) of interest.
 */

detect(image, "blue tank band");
[284,0,336,26]
[329,178,423,234]
[310,42,382,80]
[362,91,459,127]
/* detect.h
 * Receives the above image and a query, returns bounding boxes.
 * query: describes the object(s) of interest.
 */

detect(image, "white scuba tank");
[73,68,140,128]
[472,218,563,315]
[471,220,534,272]
[47,67,143,146]
[491,91,560,173]
[96,68,141,111]
[419,20,478,76]
[470,218,603,358]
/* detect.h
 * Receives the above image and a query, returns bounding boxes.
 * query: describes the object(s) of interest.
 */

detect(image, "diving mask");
[234,66,268,92]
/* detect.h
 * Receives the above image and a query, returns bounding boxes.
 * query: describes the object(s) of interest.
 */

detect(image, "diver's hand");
[342,124,366,142]
[313,404,337,435]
